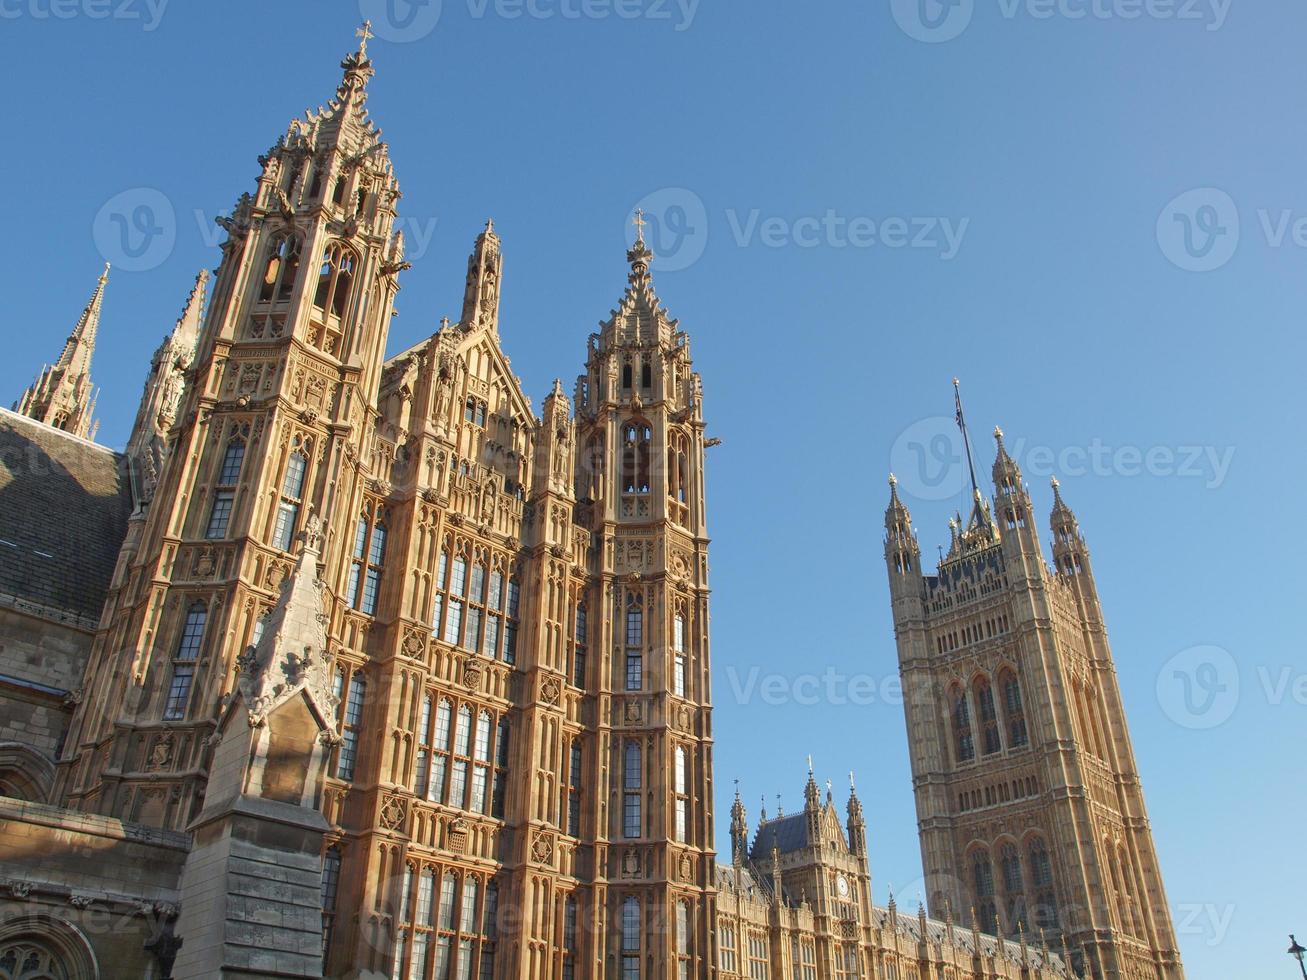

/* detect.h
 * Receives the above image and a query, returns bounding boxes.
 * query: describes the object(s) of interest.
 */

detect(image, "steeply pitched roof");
[751,812,809,859]
[0,408,130,626]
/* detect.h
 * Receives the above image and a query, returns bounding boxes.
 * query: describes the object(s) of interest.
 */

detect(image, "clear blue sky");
[2,2,1303,976]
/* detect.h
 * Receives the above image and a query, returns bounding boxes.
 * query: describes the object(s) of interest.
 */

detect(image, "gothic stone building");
[883,411,1185,980]
[0,28,1170,980]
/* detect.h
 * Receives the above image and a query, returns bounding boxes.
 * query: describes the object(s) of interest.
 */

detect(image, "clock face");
[836,874,850,898]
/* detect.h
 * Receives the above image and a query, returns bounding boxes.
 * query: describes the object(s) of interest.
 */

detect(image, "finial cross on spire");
[356,20,374,56]
[633,208,647,244]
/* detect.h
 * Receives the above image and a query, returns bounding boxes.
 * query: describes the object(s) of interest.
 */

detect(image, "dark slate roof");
[0,408,131,625]
[750,813,809,859]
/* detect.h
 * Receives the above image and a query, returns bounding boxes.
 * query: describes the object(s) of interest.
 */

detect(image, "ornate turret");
[460,219,503,333]
[846,771,867,858]
[126,269,208,509]
[884,474,920,582]
[730,784,749,867]
[15,263,108,440]
[992,425,1035,539]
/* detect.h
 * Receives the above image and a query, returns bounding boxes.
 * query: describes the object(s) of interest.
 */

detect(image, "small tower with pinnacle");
[15,263,108,440]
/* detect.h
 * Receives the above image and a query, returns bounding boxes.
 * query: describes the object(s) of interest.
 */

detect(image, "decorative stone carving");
[379,794,407,832]
[447,817,469,854]
[462,656,485,691]
[540,677,561,707]
[531,831,555,866]
[147,736,174,772]
[402,630,426,659]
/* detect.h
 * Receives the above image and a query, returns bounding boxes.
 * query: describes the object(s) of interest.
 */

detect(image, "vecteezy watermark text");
[0,0,169,30]
[628,188,970,271]
[890,416,1235,501]
[891,0,1231,44]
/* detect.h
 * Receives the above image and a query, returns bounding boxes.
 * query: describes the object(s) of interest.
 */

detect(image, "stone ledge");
[0,796,191,851]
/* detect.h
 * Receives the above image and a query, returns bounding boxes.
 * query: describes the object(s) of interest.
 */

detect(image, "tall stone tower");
[14,263,108,440]
[883,386,1183,980]
[48,27,718,978]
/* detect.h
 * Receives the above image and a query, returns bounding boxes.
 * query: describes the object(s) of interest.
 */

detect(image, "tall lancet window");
[999,669,1028,748]
[625,593,644,691]
[259,234,302,303]
[621,423,651,494]
[623,741,642,838]
[206,437,244,539]
[272,445,308,551]
[313,243,356,319]
[975,677,1002,756]
[951,684,975,763]
[621,897,641,980]
[163,602,207,720]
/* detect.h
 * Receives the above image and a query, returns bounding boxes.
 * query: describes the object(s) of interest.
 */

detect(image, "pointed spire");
[236,509,335,726]
[885,473,912,530]
[730,781,749,867]
[992,424,1022,488]
[15,263,108,440]
[1051,476,1076,523]
[461,220,503,333]
[953,379,991,533]
[847,770,864,821]
[804,757,820,811]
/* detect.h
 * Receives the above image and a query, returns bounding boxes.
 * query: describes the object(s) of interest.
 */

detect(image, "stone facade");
[0,25,1180,980]
[883,387,1185,980]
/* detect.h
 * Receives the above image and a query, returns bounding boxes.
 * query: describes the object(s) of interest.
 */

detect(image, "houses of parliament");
[0,27,1184,980]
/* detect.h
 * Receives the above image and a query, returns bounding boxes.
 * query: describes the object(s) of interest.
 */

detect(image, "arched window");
[272,448,308,551]
[625,593,644,691]
[621,362,633,389]
[974,676,1001,755]
[1118,845,1141,937]
[973,849,998,934]
[0,917,98,980]
[321,846,341,958]
[492,717,510,819]
[999,669,1028,748]
[347,506,387,616]
[667,429,690,521]
[674,746,689,843]
[621,897,641,978]
[672,612,688,698]
[414,696,433,798]
[336,673,366,780]
[566,738,583,836]
[206,437,245,539]
[313,243,355,318]
[1001,843,1027,933]
[641,360,652,389]
[621,423,651,494]
[429,699,453,802]
[259,234,302,302]
[470,711,493,813]
[572,601,588,688]
[1029,838,1058,930]
[563,895,579,980]
[951,685,975,763]
[623,742,642,839]
[449,706,473,808]
[164,602,207,720]
[675,901,691,979]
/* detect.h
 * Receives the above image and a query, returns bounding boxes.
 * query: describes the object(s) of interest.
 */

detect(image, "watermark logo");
[1156,188,1240,273]
[889,418,1236,500]
[0,0,170,31]
[92,187,176,272]
[359,0,444,42]
[628,188,709,273]
[1156,645,1239,730]
[629,189,969,271]
[890,416,966,502]
[891,0,975,42]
